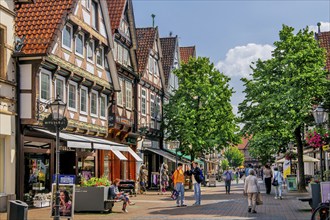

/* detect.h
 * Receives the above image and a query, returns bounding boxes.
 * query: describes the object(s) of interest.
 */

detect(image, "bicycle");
[311,202,330,220]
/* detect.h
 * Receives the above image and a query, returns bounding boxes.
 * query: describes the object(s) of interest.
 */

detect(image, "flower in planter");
[306,128,330,148]
[81,176,111,187]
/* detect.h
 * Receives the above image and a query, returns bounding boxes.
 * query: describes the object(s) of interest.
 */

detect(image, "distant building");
[179,46,196,64]
[237,137,259,167]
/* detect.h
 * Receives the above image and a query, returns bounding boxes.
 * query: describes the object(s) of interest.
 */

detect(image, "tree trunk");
[189,151,195,189]
[295,125,307,192]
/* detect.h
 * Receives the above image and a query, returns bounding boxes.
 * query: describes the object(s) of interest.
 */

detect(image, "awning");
[166,149,204,165]
[145,148,186,164]
[276,155,320,163]
[31,128,145,161]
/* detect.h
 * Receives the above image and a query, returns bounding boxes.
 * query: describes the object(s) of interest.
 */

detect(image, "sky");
[132,0,330,114]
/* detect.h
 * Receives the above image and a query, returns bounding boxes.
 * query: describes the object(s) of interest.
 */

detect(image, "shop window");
[78,155,95,181]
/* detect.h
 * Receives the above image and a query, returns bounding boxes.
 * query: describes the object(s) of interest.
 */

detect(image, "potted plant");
[75,176,112,212]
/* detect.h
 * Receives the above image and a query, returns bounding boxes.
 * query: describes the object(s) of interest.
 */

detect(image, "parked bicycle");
[311,202,330,220]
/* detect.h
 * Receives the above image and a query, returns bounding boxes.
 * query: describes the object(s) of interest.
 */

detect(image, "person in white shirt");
[244,169,260,213]
[273,167,284,200]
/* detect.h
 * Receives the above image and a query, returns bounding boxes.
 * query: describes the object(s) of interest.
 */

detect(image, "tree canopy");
[163,57,240,161]
[224,146,245,167]
[238,25,329,191]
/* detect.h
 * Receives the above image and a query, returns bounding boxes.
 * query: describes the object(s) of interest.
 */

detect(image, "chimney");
[317,22,321,34]
[169,31,173,37]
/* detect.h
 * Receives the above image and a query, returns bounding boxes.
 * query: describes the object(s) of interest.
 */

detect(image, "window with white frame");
[117,43,123,64]
[68,81,77,110]
[86,0,90,10]
[55,76,65,101]
[80,86,88,114]
[62,24,72,51]
[156,96,161,120]
[75,32,84,57]
[90,90,98,116]
[87,40,94,63]
[141,89,146,115]
[113,41,118,61]
[125,81,132,110]
[100,94,106,118]
[91,1,98,30]
[40,71,51,101]
[150,93,155,118]
[96,46,104,67]
[154,60,159,77]
[149,56,154,74]
[117,79,123,106]
[123,48,131,67]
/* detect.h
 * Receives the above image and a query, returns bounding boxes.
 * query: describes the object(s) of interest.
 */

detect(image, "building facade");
[0,0,16,201]
[14,0,124,202]
[136,27,166,187]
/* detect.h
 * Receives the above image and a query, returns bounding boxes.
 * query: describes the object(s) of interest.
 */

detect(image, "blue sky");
[133,0,330,113]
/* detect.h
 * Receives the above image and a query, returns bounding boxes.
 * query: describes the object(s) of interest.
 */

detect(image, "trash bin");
[8,200,28,220]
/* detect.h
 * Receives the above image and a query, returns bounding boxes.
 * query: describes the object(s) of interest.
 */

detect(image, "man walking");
[186,162,203,205]
[172,163,187,207]
[223,168,233,194]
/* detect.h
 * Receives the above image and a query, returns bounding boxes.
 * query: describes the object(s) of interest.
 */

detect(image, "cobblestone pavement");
[0,180,312,220]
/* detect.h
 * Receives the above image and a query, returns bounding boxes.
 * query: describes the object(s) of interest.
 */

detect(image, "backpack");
[225,171,232,181]
[245,168,251,176]
[195,169,204,184]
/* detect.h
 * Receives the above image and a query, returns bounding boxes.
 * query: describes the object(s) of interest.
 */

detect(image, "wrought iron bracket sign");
[43,114,68,132]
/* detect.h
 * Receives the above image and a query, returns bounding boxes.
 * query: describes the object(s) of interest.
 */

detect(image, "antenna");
[169,31,173,37]
[151,14,156,27]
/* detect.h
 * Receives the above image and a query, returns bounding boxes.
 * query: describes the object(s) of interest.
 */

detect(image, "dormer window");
[62,24,73,51]
[120,19,130,38]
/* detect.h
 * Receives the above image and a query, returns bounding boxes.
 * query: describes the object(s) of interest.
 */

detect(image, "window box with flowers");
[75,176,112,212]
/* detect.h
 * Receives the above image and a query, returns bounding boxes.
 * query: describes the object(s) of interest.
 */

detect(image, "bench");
[104,199,122,213]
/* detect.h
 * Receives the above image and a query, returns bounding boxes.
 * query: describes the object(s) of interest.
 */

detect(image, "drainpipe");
[15,57,22,200]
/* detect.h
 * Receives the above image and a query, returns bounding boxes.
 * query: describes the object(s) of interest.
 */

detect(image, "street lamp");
[312,104,329,181]
[49,95,67,220]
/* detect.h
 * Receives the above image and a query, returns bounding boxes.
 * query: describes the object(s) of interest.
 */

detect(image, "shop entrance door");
[60,151,75,175]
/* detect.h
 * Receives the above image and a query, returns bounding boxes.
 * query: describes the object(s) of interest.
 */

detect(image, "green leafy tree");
[163,57,239,162]
[224,146,245,167]
[239,25,329,192]
[221,159,229,171]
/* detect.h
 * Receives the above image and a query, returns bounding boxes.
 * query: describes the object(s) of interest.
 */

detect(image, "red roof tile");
[179,46,196,64]
[317,31,330,71]
[15,0,75,55]
[106,0,126,35]
[136,27,156,74]
[160,37,177,87]
[237,137,250,150]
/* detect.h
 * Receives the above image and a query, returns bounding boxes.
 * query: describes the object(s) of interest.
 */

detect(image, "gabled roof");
[160,36,177,88]
[106,0,126,35]
[179,46,196,64]
[136,27,156,74]
[237,137,250,150]
[15,0,75,55]
[317,31,330,71]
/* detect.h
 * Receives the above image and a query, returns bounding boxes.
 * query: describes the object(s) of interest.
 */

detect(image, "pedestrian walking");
[223,168,233,194]
[172,163,187,207]
[244,169,260,214]
[263,164,272,194]
[186,161,203,205]
[235,169,240,184]
[273,167,284,200]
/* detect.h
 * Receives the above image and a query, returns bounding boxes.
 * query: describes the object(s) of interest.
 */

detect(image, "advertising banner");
[283,159,291,178]
[51,184,75,219]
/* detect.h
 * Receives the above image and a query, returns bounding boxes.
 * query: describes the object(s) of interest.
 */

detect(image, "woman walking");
[244,169,260,213]
[273,167,284,200]
[263,165,272,194]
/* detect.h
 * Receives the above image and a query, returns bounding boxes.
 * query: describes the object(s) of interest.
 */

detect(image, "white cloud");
[308,22,330,33]
[216,43,274,78]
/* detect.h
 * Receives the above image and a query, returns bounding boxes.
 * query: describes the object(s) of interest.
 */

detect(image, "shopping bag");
[272,179,278,186]
[256,193,263,205]
[171,189,179,200]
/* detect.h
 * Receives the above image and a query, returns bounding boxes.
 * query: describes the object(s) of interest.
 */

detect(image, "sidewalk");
[0,180,312,220]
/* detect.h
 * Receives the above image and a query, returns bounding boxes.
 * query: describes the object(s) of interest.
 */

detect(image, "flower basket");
[306,128,330,148]
[80,176,111,187]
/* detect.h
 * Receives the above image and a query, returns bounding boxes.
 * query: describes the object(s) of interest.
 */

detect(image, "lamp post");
[288,142,294,174]
[312,104,329,181]
[49,95,67,220]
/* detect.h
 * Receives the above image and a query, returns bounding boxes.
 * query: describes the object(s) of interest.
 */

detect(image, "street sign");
[43,114,68,132]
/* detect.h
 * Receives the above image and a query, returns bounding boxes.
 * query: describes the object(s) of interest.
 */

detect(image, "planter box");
[74,187,109,212]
